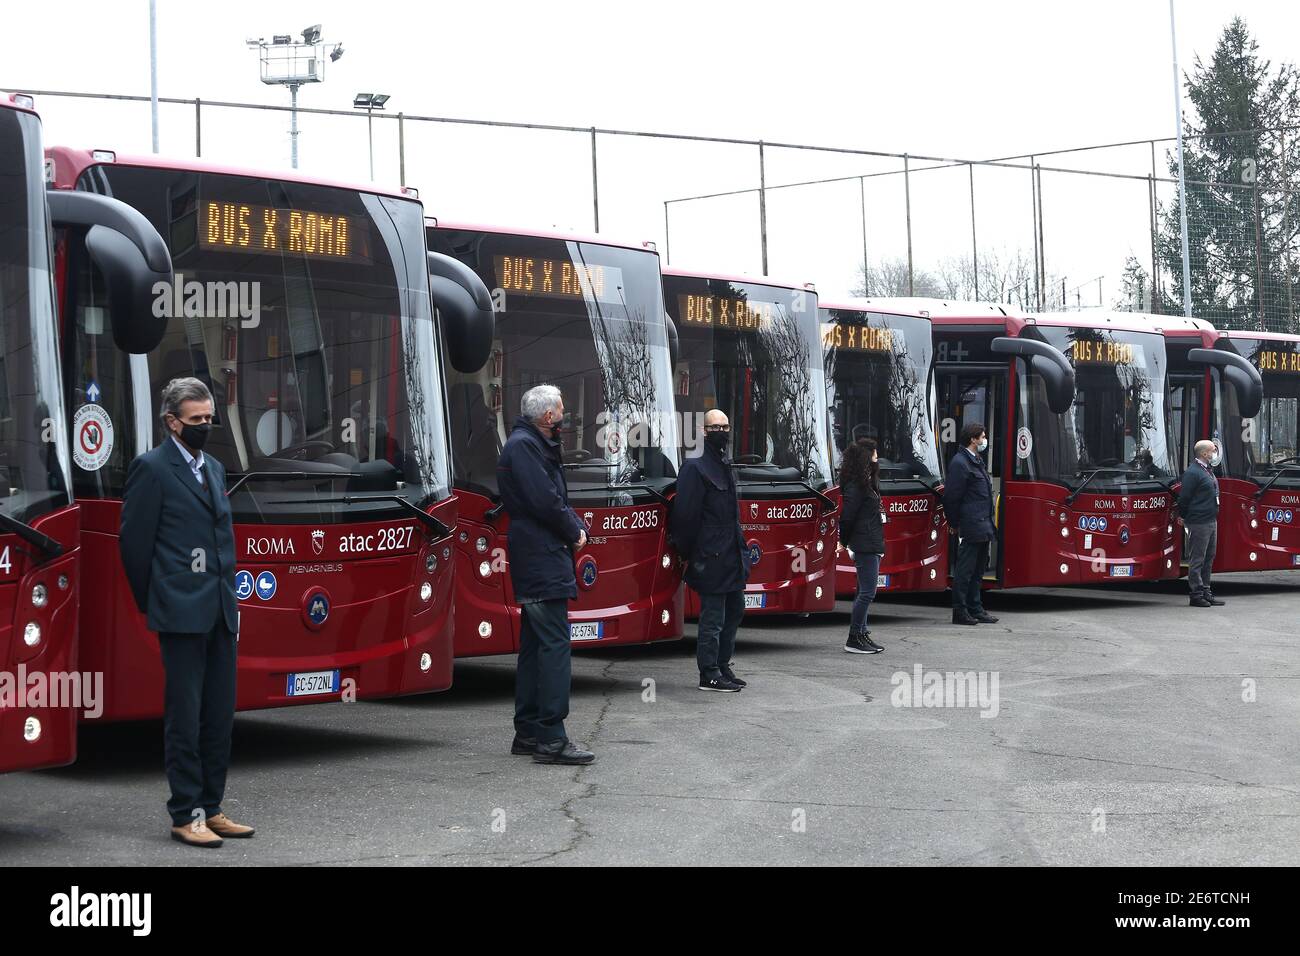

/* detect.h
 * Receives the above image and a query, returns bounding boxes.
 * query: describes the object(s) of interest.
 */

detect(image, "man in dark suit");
[497,384,594,766]
[1178,438,1224,608]
[672,409,751,692]
[943,422,999,627]
[120,377,254,847]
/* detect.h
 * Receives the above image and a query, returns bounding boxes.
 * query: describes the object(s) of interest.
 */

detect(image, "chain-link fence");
[14,86,1299,333]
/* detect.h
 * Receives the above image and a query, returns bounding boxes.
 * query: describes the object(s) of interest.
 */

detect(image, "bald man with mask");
[671,409,751,692]
[1178,439,1224,608]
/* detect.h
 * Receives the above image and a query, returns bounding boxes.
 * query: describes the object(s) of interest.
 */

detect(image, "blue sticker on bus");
[255,570,277,601]
[234,570,255,601]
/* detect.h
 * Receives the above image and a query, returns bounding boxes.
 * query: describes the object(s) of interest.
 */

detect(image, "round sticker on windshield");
[1015,426,1033,460]
[72,404,115,471]
[1209,438,1223,467]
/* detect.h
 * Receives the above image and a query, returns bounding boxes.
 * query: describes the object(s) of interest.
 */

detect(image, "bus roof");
[44,146,415,201]
[1217,328,1300,344]
[426,218,655,255]
[819,297,931,321]
[1,92,38,116]
[661,267,815,295]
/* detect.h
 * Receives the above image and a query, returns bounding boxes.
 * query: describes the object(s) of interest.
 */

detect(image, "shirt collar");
[170,434,204,471]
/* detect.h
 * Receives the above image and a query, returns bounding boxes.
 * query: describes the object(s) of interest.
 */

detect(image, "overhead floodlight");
[330,43,344,62]
[302,24,322,44]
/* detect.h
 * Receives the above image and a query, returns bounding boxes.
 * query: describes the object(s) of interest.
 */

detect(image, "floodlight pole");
[1169,0,1193,316]
[290,83,300,169]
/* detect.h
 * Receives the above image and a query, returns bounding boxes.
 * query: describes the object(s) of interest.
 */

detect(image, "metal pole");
[1098,275,1103,307]
[1029,154,1040,309]
[398,112,406,187]
[859,176,869,295]
[367,106,375,181]
[1284,130,1294,327]
[758,141,769,275]
[290,84,299,169]
[1150,141,1160,309]
[904,154,914,296]
[195,97,201,157]
[149,0,159,152]
[1170,0,1194,316]
[1254,184,1265,329]
[969,163,979,300]
[591,127,600,233]
[664,202,671,265]
[1037,165,1047,310]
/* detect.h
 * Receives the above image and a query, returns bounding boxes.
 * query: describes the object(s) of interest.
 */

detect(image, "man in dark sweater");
[943,422,999,626]
[1178,439,1224,608]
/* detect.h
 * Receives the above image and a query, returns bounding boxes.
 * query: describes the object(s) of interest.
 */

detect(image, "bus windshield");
[1016,326,1176,491]
[430,229,679,503]
[0,106,69,523]
[667,277,832,488]
[76,164,449,524]
[823,308,939,487]
[1221,337,1300,490]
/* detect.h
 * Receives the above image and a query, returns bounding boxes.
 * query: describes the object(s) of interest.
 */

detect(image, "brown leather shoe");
[171,821,223,848]
[207,813,256,838]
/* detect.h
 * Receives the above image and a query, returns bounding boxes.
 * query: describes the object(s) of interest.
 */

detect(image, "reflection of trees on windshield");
[590,301,661,482]
[756,306,824,481]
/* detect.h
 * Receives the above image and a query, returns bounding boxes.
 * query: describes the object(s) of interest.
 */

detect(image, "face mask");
[178,421,211,451]
[546,412,569,440]
[705,431,730,454]
[977,438,988,453]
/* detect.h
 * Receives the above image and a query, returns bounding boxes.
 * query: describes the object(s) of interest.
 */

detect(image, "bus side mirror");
[992,336,1075,414]
[663,311,679,370]
[1188,347,1263,419]
[428,251,494,373]
[46,190,173,354]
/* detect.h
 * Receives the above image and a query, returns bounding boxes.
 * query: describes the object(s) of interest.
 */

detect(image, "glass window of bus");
[1223,338,1300,488]
[823,309,938,486]
[0,107,70,522]
[431,231,679,504]
[78,165,450,523]
[1016,326,1176,490]
[671,281,831,487]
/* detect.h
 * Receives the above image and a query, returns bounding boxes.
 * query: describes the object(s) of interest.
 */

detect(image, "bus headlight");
[419,653,432,672]
[23,717,41,743]
[23,622,41,647]
[1249,552,1258,562]
[458,531,469,543]
[931,529,939,541]
[819,521,828,536]
[1167,524,1173,535]
[1251,520,1258,529]
[815,586,823,600]
[1248,505,1257,517]
[1059,563,1069,574]
[57,574,69,590]
[420,581,433,602]
[475,536,489,553]
[662,553,671,569]
[478,561,492,578]
[661,609,670,625]
[1060,527,1069,538]
[32,584,48,608]
[1166,559,1173,569]
[478,621,492,638]
[1059,512,1067,523]
[426,552,437,573]
[816,540,824,554]
[930,568,937,580]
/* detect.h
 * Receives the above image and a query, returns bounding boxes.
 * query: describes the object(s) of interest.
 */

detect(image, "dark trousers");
[1186,521,1218,594]
[157,621,237,827]
[515,599,571,744]
[697,590,745,677]
[850,552,882,631]
[952,538,990,613]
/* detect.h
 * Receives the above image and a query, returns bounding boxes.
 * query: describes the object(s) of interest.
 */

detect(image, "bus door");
[1169,373,1204,472]
[938,367,1005,580]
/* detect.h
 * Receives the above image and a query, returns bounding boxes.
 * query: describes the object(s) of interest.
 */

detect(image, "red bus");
[1166,325,1300,573]
[427,222,684,655]
[924,302,1181,587]
[821,300,948,596]
[662,270,836,615]
[2,96,170,770]
[46,147,491,720]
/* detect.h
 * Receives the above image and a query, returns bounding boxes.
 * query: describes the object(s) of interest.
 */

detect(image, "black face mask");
[178,422,211,451]
[705,431,730,455]
[548,412,572,441]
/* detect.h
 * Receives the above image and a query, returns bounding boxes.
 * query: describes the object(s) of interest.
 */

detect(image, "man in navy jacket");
[1178,439,1224,608]
[497,384,594,765]
[120,377,254,848]
[943,422,999,626]
[671,409,751,691]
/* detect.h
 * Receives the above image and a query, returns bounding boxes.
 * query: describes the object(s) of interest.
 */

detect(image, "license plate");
[1110,565,1134,577]
[876,574,891,589]
[744,593,767,609]
[569,621,604,641]
[286,670,340,697]
[1293,554,1300,567]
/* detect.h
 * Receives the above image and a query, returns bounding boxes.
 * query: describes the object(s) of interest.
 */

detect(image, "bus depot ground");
[2,573,1296,867]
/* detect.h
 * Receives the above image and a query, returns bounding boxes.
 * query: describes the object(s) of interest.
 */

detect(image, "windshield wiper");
[274,494,452,537]
[227,471,363,496]
[1253,464,1300,500]
[731,472,836,513]
[1065,467,1159,505]
[0,509,64,562]
[884,474,942,494]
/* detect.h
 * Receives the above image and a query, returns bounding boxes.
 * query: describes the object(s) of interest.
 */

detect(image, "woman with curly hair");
[838,435,886,654]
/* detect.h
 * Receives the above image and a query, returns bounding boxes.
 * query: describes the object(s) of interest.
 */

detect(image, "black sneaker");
[1189,594,1212,608]
[863,633,884,652]
[699,675,742,692]
[1204,592,1226,606]
[721,666,747,687]
[844,631,878,654]
[972,611,999,624]
[953,609,979,626]
[532,738,595,765]
[510,734,538,755]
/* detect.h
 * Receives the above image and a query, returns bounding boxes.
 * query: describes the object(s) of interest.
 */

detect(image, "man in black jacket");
[943,422,999,626]
[672,409,750,692]
[497,384,594,765]
[1179,439,1224,608]
[120,377,254,848]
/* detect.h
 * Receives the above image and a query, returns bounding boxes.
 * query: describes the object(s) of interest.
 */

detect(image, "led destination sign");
[821,322,893,353]
[200,200,366,261]
[1070,339,1135,365]
[494,255,625,304]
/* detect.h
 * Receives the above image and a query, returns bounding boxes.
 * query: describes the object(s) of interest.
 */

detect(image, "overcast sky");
[6,0,1298,301]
